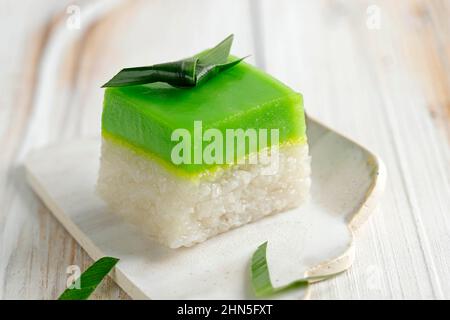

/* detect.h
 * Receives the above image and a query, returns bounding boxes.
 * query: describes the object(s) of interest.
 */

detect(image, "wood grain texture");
[0,0,129,300]
[256,0,450,299]
[0,0,449,299]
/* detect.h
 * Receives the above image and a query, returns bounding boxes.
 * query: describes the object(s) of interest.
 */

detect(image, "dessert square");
[97,60,310,248]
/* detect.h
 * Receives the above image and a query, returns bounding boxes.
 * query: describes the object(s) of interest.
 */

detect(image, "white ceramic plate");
[25,117,386,299]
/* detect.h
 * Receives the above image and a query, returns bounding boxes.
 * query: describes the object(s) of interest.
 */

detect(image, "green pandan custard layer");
[102,60,306,177]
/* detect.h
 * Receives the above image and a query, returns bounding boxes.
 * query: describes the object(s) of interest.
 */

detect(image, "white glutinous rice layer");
[97,137,311,248]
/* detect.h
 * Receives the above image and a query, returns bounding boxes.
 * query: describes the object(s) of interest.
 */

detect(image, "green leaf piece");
[196,56,247,86]
[194,34,234,65]
[58,257,119,300]
[102,34,246,88]
[102,58,198,88]
[251,242,342,298]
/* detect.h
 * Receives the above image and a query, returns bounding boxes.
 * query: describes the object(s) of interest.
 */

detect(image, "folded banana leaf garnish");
[102,34,246,88]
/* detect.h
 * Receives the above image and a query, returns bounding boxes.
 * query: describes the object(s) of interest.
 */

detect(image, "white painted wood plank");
[1,0,448,300]
[0,0,258,299]
[256,0,450,299]
[0,0,130,300]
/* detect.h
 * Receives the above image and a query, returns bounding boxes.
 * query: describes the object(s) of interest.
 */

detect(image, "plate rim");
[303,116,387,292]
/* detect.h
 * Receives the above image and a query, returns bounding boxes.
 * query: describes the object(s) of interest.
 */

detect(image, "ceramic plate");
[25,117,386,299]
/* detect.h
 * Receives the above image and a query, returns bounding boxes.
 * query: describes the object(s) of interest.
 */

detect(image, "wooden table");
[1,0,449,299]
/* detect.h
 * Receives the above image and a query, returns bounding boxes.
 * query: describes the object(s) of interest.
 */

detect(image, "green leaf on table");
[251,242,342,297]
[102,34,246,88]
[58,257,119,300]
